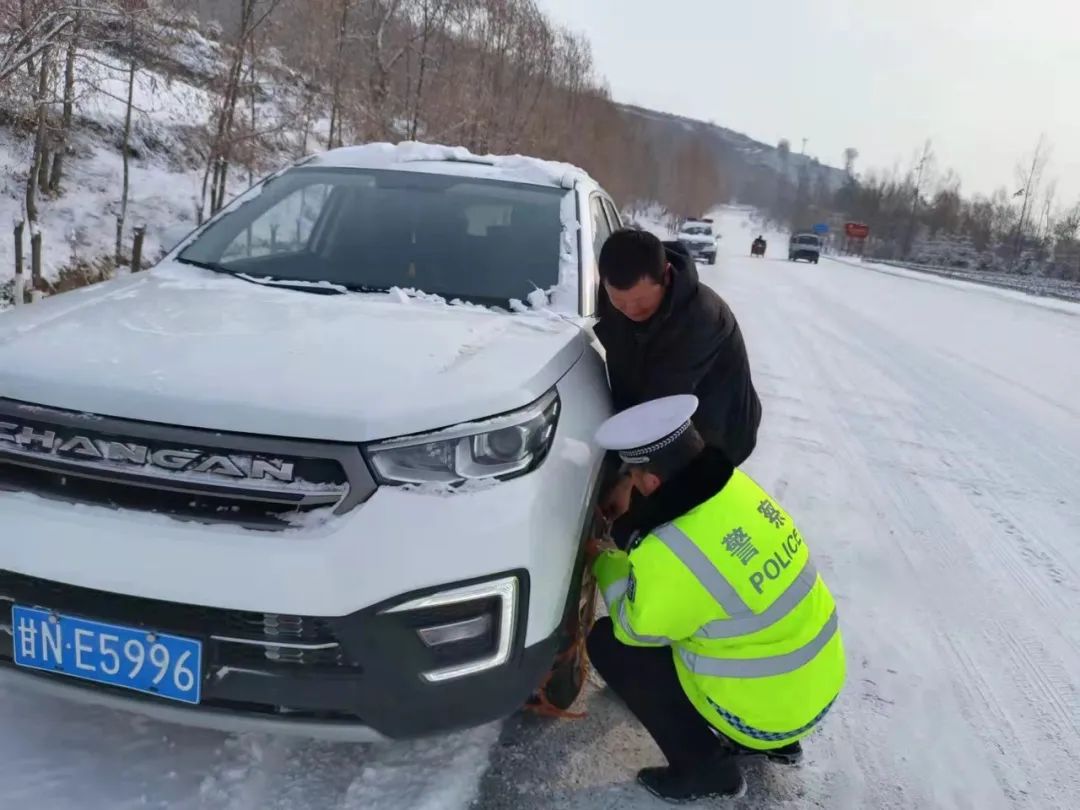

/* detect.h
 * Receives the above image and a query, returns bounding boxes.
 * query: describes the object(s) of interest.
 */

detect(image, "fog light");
[417,614,493,647]
[383,576,518,682]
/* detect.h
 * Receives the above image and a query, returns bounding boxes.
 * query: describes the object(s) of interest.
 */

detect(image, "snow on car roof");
[306,141,595,190]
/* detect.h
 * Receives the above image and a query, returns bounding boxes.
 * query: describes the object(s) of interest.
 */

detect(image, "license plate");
[11,605,202,704]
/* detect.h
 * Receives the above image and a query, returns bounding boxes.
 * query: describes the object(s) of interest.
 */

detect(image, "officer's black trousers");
[587,617,723,771]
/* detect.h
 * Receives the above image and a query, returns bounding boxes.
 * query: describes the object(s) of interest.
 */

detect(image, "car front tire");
[538,562,596,710]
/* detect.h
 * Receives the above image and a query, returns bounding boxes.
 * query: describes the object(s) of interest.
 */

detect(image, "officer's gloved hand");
[586,536,616,562]
[600,475,634,521]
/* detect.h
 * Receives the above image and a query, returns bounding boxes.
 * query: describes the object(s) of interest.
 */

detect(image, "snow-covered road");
[2,212,1078,808]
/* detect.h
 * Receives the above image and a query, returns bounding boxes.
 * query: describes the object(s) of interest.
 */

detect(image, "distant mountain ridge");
[617,102,849,197]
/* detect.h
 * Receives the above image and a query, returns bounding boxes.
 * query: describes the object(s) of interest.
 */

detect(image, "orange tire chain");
[524,566,598,720]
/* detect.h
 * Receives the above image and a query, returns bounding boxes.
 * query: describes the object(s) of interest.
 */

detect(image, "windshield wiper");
[176,257,230,273]
[175,257,344,295]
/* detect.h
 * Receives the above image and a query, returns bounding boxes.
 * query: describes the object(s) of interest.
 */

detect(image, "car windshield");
[177,166,567,307]
[681,225,711,235]
[795,235,820,245]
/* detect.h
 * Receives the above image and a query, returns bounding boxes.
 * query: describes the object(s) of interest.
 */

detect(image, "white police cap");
[593,395,700,465]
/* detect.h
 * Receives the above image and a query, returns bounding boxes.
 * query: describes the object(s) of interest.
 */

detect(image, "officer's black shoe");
[764,741,803,766]
[636,755,747,804]
[726,739,804,766]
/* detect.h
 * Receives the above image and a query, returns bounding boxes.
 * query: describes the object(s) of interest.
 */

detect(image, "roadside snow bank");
[829,255,1080,315]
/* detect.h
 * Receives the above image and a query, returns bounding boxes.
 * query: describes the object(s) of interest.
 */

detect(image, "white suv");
[0,143,623,740]
[676,218,718,265]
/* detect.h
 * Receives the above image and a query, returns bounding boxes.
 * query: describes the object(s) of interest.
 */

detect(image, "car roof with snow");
[304,142,597,191]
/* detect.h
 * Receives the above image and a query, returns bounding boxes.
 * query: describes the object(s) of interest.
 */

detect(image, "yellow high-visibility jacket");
[593,470,845,750]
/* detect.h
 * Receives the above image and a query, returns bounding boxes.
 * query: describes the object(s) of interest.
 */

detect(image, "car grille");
[0,570,354,671]
[0,399,376,528]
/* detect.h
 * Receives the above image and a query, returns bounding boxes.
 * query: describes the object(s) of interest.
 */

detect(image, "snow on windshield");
[176,167,568,311]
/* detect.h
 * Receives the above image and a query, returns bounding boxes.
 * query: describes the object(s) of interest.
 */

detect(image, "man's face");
[604,269,668,323]
[629,467,662,496]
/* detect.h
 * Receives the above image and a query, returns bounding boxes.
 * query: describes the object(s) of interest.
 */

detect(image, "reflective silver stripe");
[696,560,819,640]
[603,578,629,609]
[679,610,839,679]
[652,523,750,618]
[616,598,671,646]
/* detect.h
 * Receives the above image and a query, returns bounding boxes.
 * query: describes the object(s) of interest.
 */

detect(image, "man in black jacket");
[595,229,761,542]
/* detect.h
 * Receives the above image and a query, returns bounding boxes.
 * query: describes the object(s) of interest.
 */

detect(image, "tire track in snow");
[780,265,1080,806]
[793,358,1043,805]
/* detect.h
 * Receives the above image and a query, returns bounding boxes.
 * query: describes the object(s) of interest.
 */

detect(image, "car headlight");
[366,390,560,485]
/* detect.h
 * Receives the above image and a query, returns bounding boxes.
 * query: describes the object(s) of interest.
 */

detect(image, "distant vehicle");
[751,236,767,257]
[676,217,718,265]
[789,232,822,263]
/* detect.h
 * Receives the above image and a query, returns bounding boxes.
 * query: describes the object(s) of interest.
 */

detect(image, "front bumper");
[0,569,559,739]
[0,357,612,738]
[683,243,715,258]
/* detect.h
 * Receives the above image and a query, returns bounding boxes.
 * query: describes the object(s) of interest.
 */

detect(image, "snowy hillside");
[0,19,309,304]
[618,103,848,192]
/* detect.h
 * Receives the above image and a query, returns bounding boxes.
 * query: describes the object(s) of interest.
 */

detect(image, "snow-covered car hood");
[0,264,586,441]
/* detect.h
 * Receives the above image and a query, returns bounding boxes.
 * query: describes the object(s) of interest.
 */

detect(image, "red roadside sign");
[845,222,870,239]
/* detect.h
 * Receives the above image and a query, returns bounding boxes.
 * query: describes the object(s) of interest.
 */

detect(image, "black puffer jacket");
[595,242,762,466]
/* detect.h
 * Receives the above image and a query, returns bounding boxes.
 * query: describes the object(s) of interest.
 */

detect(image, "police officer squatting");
[586,395,846,803]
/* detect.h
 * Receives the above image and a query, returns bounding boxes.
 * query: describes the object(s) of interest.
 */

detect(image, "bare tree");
[47,0,82,192]
[111,0,158,267]
[1011,133,1051,260]
[1037,178,1057,244]
[843,147,858,176]
[199,0,282,221]
[25,39,53,235]
[403,0,451,141]
[926,169,961,236]
[0,2,75,84]
[326,0,351,149]
[904,139,934,257]
[360,0,406,140]
[1053,201,1080,244]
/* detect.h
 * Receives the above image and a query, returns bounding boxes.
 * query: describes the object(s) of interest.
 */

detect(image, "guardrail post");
[30,230,43,293]
[132,226,146,272]
[13,221,24,306]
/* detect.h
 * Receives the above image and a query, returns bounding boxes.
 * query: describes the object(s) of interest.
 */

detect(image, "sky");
[536,0,1080,204]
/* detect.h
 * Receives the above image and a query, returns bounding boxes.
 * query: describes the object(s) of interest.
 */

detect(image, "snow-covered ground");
[2,207,1078,808]
[0,49,210,287]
